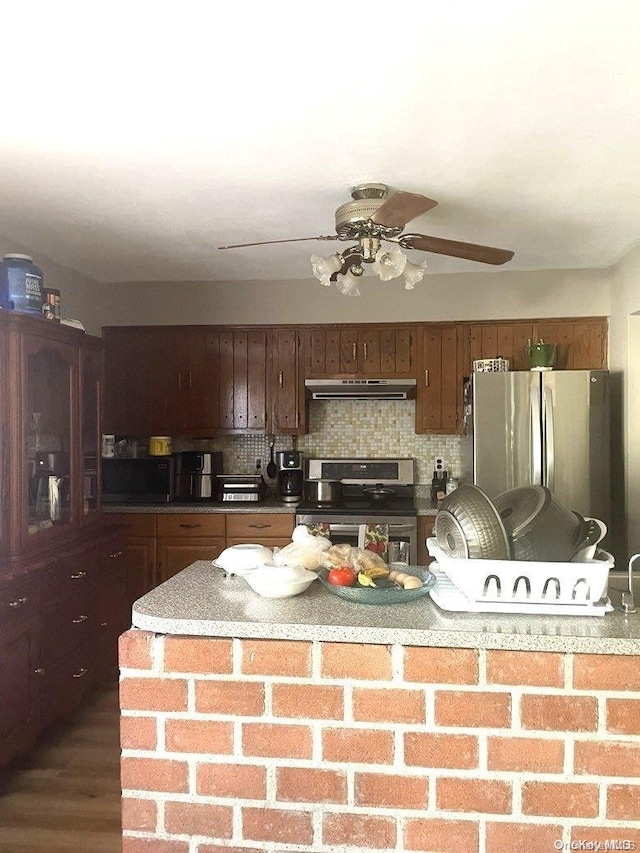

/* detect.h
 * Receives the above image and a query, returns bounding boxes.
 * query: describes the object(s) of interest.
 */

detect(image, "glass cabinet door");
[79,343,102,523]
[23,335,77,546]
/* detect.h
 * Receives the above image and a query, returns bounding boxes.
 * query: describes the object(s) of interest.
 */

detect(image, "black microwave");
[102,457,174,504]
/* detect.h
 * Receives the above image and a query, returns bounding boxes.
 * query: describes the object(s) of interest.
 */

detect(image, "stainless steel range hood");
[305,378,417,400]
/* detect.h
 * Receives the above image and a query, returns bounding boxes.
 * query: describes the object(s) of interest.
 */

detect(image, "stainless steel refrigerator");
[470,370,610,526]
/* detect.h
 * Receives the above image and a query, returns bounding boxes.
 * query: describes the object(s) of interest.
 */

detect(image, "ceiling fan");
[219,183,515,295]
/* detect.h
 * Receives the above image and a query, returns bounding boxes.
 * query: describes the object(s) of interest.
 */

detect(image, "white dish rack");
[426,538,613,613]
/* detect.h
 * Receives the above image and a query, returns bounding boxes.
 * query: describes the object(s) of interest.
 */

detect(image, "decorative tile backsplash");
[174,400,466,487]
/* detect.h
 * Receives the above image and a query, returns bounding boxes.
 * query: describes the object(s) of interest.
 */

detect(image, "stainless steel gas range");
[295,457,418,564]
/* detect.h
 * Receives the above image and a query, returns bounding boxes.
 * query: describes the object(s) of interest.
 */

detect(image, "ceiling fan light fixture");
[335,269,362,297]
[311,252,342,286]
[372,245,408,281]
[402,258,428,290]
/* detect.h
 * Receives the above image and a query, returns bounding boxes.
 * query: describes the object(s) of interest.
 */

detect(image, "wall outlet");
[433,457,447,474]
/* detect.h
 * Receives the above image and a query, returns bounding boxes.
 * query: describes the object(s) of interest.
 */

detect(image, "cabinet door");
[157,539,225,584]
[103,327,170,434]
[268,329,305,434]
[304,326,415,378]
[107,513,157,603]
[416,325,461,434]
[0,616,41,764]
[219,329,267,432]
[17,334,78,554]
[79,340,102,524]
[123,538,157,602]
[304,329,342,376]
[359,327,414,376]
[185,329,223,434]
[98,545,129,680]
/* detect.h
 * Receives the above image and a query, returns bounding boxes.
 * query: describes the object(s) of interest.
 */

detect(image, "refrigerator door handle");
[543,384,555,491]
[530,385,543,484]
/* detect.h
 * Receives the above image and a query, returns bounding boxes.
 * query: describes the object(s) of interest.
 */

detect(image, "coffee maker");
[276,450,304,503]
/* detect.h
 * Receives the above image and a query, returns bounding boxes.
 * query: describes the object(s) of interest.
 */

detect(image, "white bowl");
[244,565,317,598]
[215,544,273,576]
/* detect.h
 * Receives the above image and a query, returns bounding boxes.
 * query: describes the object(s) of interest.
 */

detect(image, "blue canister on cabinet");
[0,254,44,315]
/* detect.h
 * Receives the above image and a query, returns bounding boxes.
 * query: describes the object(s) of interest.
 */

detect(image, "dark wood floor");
[0,685,122,852]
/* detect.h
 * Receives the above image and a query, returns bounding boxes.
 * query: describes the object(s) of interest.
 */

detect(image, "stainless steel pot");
[304,479,342,504]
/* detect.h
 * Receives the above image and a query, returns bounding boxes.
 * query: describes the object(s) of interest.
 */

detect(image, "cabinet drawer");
[157,513,225,538]
[109,512,157,538]
[41,640,98,728]
[41,590,99,666]
[42,554,97,601]
[0,574,40,630]
[225,513,294,539]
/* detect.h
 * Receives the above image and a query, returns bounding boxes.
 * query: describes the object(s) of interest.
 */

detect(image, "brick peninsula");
[118,562,640,852]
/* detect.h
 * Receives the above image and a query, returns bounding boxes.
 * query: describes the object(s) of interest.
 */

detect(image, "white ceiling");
[0,1,638,283]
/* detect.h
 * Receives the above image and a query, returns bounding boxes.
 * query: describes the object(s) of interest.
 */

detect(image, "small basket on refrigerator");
[473,357,510,373]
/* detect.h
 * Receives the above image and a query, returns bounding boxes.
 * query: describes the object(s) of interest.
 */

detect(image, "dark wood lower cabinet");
[0,615,41,765]
[0,527,128,768]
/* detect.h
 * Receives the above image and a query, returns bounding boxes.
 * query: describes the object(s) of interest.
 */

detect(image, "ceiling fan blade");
[218,235,339,250]
[371,191,438,228]
[400,233,514,265]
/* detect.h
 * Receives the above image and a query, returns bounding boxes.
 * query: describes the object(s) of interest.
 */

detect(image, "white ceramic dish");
[214,544,273,575]
[244,563,317,598]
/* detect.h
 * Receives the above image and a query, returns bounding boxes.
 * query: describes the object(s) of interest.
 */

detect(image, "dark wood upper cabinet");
[103,318,607,439]
[415,324,462,435]
[267,329,306,435]
[104,326,267,436]
[304,326,415,378]
[462,318,607,376]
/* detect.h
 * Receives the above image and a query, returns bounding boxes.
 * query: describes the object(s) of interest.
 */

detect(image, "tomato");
[327,566,356,587]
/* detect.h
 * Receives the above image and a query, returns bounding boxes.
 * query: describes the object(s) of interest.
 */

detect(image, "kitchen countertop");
[103,499,439,515]
[102,498,298,513]
[131,560,640,654]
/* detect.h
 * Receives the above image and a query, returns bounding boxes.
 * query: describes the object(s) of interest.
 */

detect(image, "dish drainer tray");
[426,538,613,606]
[429,568,612,616]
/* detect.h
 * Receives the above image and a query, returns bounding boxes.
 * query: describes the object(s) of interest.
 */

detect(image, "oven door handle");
[318,523,416,534]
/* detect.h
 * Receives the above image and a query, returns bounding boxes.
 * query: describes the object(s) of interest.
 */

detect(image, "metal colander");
[435,484,511,560]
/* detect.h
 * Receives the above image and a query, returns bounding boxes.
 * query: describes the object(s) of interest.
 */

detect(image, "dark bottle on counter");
[431,469,448,505]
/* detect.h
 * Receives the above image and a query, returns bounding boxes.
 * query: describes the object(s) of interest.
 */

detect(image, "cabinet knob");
[363,342,368,360]
[352,342,357,360]
[249,523,271,529]
[109,551,124,558]
[70,571,87,580]
[72,667,89,679]
[8,596,27,609]
[279,371,284,387]
[73,614,89,624]
[34,667,45,677]
[424,369,430,387]
[179,523,202,529]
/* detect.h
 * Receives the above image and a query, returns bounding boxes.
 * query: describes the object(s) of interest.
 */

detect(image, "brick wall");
[119,631,640,852]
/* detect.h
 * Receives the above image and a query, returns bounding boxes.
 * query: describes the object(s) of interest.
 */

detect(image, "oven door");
[295,513,418,565]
